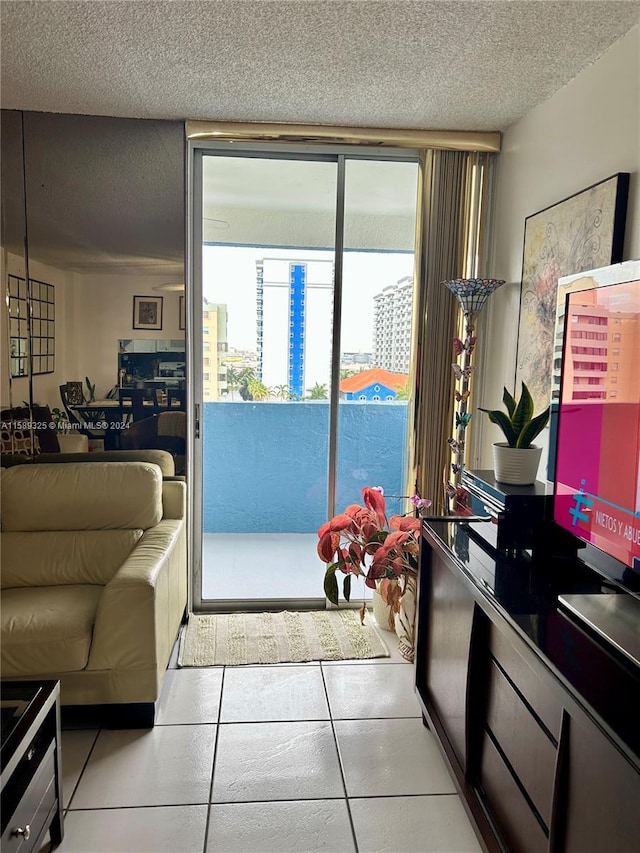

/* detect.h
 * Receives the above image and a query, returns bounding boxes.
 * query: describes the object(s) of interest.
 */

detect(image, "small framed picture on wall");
[133,295,163,330]
[179,295,185,331]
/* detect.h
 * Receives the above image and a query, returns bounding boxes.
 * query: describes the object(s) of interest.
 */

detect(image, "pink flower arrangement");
[317,487,431,620]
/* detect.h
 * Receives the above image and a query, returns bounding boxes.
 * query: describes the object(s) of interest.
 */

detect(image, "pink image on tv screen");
[554,278,640,572]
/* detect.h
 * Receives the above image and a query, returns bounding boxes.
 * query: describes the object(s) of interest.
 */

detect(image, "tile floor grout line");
[63,728,101,814]
[202,664,227,853]
[319,663,361,853]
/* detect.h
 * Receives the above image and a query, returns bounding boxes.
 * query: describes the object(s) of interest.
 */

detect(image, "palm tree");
[225,365,240,400]
[248,378,270,401]
[307,383,328,400]
[395,382,410,400]
[272,384,290,402]
[239,367,256,383]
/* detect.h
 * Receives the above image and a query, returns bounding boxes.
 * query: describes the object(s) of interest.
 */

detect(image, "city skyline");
[202,245,414,356]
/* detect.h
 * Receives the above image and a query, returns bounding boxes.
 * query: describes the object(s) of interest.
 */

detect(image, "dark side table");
[1,681,64,851]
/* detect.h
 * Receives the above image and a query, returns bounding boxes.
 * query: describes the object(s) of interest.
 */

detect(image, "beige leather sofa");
[1,462,187,724]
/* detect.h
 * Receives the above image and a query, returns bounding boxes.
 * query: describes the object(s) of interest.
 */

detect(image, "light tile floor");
[40,619,482,853]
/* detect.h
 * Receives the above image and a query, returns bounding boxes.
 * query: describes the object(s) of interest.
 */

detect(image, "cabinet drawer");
[485,659,556,826]
[479,732,548,853]
[1,743,56,853]
[489,622,562,740]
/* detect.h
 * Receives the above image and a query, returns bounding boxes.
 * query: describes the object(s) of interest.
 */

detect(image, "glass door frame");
[187,140,419,613]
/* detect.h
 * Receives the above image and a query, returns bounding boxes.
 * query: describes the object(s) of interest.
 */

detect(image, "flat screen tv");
[553,277,640,594]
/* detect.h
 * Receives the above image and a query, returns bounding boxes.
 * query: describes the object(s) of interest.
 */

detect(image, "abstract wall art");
[515,173,629,412]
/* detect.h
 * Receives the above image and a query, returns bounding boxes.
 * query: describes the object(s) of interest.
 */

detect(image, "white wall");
[73,273,185,399]
[477,26,640,478]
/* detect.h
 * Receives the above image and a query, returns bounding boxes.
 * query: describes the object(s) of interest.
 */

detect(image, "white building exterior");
[373,276,413,372]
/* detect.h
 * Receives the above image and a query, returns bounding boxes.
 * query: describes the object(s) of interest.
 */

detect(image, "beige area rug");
[177,610,390,666]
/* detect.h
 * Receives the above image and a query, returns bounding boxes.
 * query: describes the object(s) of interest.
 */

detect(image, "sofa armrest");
[162,479,186,520]
[87,519,186,677]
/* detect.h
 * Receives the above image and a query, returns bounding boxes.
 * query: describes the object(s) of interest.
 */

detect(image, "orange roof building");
[339,368,408,401]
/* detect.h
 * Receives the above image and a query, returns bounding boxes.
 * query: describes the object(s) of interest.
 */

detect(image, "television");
[553,276,640,595]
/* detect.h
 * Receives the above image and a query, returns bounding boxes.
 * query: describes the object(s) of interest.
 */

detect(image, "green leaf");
[516,408,550,448]
[343,574,352,602]
[512,382,534,439]
[324,567,339,605]
[478,408,518,447]
[502,387,516,417]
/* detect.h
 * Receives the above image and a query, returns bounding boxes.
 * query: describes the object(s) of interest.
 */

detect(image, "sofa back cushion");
[1,462,163,532]
[1,530,143,588]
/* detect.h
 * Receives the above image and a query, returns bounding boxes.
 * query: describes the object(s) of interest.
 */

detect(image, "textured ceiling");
[2,0,639,132]
[2,1,638,275]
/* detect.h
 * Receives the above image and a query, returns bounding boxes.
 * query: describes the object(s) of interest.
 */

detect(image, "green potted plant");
[479,382,550,485]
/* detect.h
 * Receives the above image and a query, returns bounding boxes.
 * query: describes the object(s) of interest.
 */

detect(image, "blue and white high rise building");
[256,258,334,398]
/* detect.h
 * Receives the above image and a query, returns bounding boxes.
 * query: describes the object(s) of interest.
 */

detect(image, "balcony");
[201,400,409,601]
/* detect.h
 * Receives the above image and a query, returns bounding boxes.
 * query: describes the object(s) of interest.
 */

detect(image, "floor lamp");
[442,278,506,512]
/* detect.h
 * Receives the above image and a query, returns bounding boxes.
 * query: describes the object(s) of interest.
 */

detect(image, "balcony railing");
[203,401,409,533]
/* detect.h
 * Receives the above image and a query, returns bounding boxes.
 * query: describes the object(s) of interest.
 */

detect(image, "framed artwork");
[179,295,185,331]
[133,295,163,330]
[515,173,629,413]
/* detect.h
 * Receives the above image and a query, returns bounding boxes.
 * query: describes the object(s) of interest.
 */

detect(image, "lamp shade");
[442,278,505,315]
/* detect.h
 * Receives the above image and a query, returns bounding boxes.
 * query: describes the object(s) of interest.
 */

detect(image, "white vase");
[372,587,396,632]
[395,574,417,663]
[492,442,542,485]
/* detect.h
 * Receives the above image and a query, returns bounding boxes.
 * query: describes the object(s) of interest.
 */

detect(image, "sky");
[202,245,415,353]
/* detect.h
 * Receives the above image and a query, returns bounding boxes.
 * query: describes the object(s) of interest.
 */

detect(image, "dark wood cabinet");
[416,523,640,853]
[418,542,476,771]
[557,713,640,853]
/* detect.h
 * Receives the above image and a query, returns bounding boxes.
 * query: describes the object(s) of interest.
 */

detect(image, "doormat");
[177,610,390,666]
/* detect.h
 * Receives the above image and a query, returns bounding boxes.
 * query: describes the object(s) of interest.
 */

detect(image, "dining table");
[69,398,177,449]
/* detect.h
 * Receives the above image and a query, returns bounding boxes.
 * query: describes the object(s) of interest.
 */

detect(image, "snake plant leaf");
[324,566,339,606]
[516,408,551,448]
[502,387,516,417]
[343,573,352,602]
[511,382,534,440]
[478,408,519,447]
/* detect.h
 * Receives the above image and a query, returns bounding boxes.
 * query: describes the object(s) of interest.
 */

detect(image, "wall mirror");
[1,110,185,429]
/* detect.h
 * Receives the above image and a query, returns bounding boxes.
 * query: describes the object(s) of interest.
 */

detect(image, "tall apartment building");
[202,299,228,401]
[373,276,413,373]
[256,258,333,398]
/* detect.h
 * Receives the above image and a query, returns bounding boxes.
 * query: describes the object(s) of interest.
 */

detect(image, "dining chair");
[167,388,186,411]
[118,388,148,423]
[59,384,101,440]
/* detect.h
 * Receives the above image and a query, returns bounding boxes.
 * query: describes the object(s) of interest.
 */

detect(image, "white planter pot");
[372,587,396,632]
[492,442,542,485]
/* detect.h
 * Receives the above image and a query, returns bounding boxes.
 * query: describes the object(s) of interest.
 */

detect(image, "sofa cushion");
[1,530,144,588]
[1,462,163,531]
[1,585,103,676]
[35,449,176,476]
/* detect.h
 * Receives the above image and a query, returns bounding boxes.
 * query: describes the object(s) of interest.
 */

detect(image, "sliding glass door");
[189,144,418,612]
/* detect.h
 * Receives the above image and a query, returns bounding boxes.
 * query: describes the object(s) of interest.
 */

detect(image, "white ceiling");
[2,1,639,131]
[1,1,638,275]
